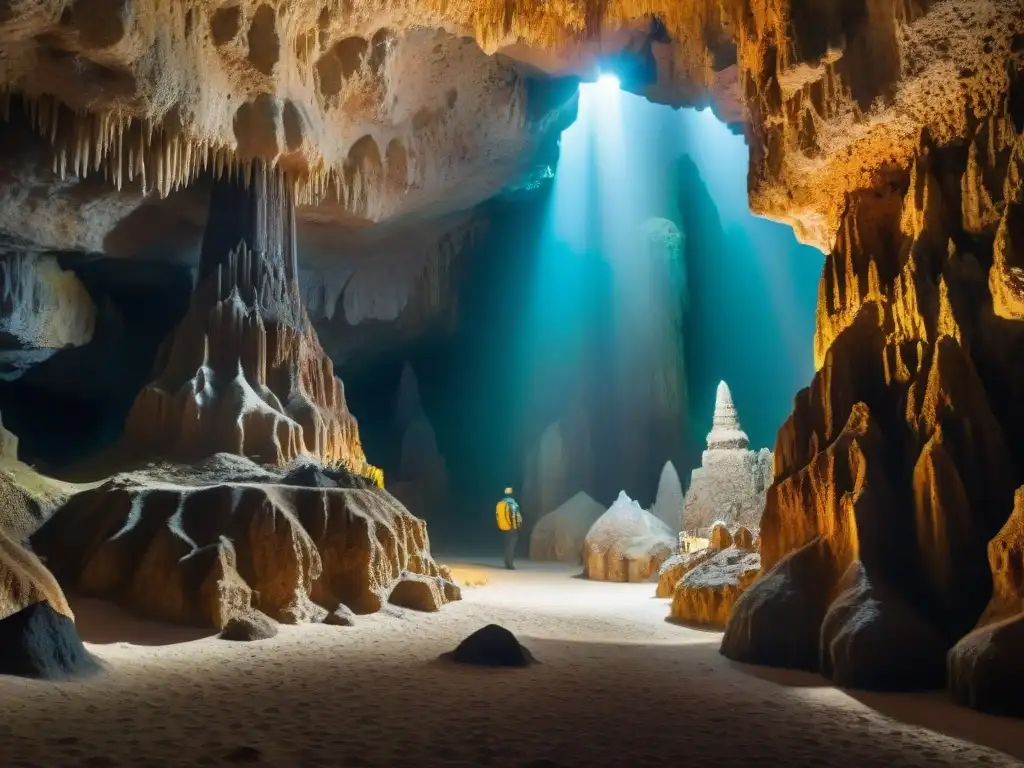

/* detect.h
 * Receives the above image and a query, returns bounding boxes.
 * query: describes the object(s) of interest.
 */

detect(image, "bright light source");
[597,73,620,91]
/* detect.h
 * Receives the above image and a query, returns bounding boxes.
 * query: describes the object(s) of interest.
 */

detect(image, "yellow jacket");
[495,497,522,531]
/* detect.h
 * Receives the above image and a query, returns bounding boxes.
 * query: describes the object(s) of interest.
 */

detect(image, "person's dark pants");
[503,529,519,569]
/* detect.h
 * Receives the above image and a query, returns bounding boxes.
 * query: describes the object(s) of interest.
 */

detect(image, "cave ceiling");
[0,0,1020,265]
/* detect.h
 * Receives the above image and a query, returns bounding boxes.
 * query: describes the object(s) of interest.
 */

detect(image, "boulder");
[948,613,1024,717]
[721,538,835,672]
[388,572,459,611]
[583,491,675,582]
[219,611,279,642]
[670,546,761,626]
[529,492,605,563]
[821,561,948,691]
[443,624,536,667]
[0,601,98,679]
[324,604,356,627]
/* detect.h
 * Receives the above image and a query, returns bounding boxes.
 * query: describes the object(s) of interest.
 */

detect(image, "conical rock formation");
[682,381,773,535]
[583,491,675,582]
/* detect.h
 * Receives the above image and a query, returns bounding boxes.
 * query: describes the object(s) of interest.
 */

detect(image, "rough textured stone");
[389,362,449,520]
[324,604,356,626]
[388,572,457,612]
[583,491,675,583]
[0,254,96,381]
[683,381,773,535]
[656,548,718,599]
[443,624,536,667]
[529,491,604,563]
[219,611,279,642]
[947,485,1024,715]
[0,601,97,679]
[670,546,761,627]
[32,462,457,630]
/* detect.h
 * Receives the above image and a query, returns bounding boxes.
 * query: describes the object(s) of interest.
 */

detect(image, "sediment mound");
[31,463,460,630]
[442,624,536,667]
[583,491,675,582]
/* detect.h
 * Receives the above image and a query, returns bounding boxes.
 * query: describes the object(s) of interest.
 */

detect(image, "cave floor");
[1,561,1021,768]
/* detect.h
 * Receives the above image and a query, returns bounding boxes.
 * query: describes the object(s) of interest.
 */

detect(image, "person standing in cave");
[495,487,522,570]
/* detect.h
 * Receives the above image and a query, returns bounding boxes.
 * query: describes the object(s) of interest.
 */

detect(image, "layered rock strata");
[683,381,773,534]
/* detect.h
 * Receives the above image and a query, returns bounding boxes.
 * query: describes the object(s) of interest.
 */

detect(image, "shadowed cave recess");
[0,0,1021,739]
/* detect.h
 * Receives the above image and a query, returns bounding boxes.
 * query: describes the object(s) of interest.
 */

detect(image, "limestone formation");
[529,491,605,563]
[220,611,279,642]
[389,362,449,521]
[670,546,761,627]
[651,461,684,530]
[0,411,16,463]
[116,166,370,472]
[583,491,675,583]
[948,486,1024,715]
[660,518,760,626]
[32,458,458,630]
[0,254,96,380]
[724,100,1024,711]
[0,527,73,624]
[682,382,773,535]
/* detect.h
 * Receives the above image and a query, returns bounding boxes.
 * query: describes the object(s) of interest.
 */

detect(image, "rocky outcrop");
[529,491,605,563]
[948,486,1024,715]
[0,527,73,623]
[670,546,761,627]
[651,461,684,530]
[522,421,570,527]
[0,254,95,380]
[583,491,675,583]
[0,410,16,462]
[722,46,1024,711]
[32,458,459,630]
[660,520,760,626]
[683,381,773,535]
[115,167,369,472]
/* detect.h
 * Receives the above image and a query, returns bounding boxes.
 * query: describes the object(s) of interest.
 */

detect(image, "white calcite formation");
[651,461,684,530]
[529,492,605,564]
[682,381,773,536]
[0,254,96,380]
[583,491,675,583]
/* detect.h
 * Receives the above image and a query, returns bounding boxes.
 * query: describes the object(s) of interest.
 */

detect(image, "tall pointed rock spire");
[707,380,749,450]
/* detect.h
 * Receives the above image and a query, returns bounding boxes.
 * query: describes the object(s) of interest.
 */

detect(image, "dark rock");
[820,561,948,691]
[219,611,278,642]
[223,745,262,763]
[442,623,536,667]
[280,462,375,491]
[948,613,1024,717]
[324,604,356,626]
[721,537,833,672]
[0,601,99,679]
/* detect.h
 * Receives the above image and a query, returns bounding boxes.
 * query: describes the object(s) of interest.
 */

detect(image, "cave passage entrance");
[504,78,824,512]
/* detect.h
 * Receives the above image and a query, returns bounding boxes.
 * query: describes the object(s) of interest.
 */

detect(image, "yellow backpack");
[495,499,520,531]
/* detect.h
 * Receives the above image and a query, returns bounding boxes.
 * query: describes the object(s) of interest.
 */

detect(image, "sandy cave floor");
[1,560,1022,768]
